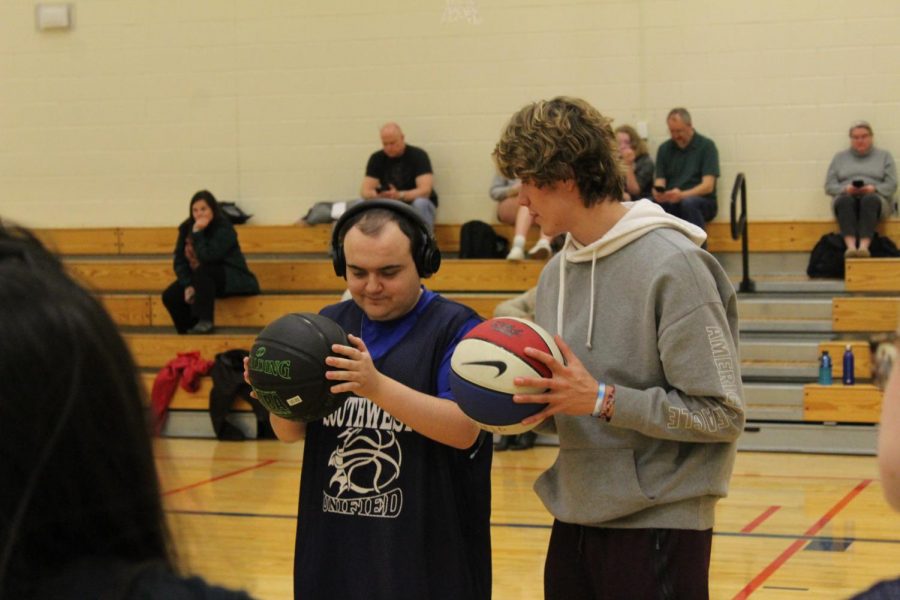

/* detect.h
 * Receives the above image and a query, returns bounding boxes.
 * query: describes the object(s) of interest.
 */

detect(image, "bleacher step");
[739,422,876,455]
[743,382,804,421]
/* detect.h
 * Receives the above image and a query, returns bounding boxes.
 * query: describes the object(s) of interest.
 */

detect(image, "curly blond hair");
[493,97,624,206]
[614,124,649,159]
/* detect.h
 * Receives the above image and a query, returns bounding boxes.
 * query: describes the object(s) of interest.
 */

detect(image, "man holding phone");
[360,122,439,232]
[825,120,897,257]
[652,107,720,232]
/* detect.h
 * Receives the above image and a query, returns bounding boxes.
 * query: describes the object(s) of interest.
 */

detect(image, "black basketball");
[248,312,351,422]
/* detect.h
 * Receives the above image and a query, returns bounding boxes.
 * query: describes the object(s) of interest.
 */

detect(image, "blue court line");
[165,509,900,547]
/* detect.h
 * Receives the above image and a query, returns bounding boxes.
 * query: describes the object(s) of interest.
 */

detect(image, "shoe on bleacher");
[857,248,870,258]
[527,238,552,260]
[506,246,525,261]
[188,320,214,335]
[844,248,858,258]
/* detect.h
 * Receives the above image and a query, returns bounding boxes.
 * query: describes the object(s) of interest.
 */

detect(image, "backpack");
[459,220,510,258]
[806,233,845,278]
[870,232,900,257]
[209,349,275,440]
[219,201,253,224]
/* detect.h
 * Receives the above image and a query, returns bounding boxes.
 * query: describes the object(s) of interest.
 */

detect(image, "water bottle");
[843,345,855,385]
[818,350,833,385]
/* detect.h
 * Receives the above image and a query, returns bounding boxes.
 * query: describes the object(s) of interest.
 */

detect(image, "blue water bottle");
[842,345,855,385]
[818,350,833,385]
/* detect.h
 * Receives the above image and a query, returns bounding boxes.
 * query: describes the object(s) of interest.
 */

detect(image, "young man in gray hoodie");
[493,96,744,599]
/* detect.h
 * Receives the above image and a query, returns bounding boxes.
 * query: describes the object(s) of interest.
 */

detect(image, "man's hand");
[326,334,386,399]
[512,335,599,426]
[184,285,196,304]
[659,188,683,203]
[380,185,400,200]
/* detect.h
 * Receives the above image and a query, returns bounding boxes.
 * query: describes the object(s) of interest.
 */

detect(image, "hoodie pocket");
[536,447,654,524]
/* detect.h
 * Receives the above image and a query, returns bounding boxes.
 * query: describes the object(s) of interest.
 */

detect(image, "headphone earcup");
[331,243,346,278]
[419,237,441,278]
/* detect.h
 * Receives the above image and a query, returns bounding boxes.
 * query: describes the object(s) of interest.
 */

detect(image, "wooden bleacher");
[846,257,900,292]
[37,224,549,419]
[803,384,882,423]
[802,255,900,424]
[37,221,900,429]
[36,220,900,258]
[68,258,544,293]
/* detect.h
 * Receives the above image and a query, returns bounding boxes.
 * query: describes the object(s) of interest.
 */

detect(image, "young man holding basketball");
[265,200,491,600]
[493,97,744,599]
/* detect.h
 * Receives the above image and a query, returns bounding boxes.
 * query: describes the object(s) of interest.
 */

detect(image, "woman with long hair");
[0,224,253,599]
[162,190,259,334]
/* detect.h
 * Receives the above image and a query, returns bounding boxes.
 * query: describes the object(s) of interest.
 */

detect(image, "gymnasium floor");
[157,438,900,600]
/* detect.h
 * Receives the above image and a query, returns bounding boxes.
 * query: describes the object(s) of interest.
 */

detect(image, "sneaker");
[188,320,214,334]
[527,238,553,260]
[510,431,537,450]
[857,248,870,258]
[844,248,858,258]
[506,246,525,261]
[494,435,514,452]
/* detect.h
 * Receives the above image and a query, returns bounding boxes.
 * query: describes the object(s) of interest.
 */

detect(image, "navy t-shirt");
[293,291,490,600]
[365,145,438,205]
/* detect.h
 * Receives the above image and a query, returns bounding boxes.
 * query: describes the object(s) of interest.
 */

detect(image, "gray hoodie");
[534,199,744,530]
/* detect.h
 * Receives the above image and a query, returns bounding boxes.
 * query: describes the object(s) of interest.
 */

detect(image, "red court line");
[741,505,781,533]
[162,459,277,496]
[731,479,872,600]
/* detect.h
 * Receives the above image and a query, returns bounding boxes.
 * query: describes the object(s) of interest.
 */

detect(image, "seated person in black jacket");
[162,190,260,334]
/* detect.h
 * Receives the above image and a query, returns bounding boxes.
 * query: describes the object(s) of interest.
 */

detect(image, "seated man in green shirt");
[652,107,720,231]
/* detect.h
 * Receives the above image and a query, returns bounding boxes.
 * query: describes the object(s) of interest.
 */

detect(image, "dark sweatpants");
[833,193,883,240]
[161,264,227,333]
[657,195,717,232]
[544,520,713,600]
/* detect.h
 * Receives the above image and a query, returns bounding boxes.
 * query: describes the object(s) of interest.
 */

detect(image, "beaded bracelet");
[598,384,616,422]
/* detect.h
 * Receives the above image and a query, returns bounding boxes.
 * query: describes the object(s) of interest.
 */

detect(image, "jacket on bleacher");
[150,351,214,434]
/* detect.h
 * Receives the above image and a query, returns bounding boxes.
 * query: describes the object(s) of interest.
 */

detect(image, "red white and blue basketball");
[449,317,563,434]
[248,312,351,422]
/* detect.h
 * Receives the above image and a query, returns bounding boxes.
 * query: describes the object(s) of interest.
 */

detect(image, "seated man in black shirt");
[360,122,438,231]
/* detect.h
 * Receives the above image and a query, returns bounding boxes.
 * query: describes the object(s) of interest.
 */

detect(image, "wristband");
[591,382,606,418]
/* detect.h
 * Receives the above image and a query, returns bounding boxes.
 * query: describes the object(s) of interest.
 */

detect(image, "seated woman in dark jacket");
[162,190,260,334]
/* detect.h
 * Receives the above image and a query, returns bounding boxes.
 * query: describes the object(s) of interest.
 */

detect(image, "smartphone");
[653,185,666,193]
[852,179,864,188]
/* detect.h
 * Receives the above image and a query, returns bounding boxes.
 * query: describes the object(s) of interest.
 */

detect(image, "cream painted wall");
[1,0,898,228]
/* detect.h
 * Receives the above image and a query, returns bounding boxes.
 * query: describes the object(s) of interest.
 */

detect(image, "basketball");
[449,317,563,434]
[248,312,352,422]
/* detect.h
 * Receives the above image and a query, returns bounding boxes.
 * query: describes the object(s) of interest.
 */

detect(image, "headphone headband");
[331,200,441,278]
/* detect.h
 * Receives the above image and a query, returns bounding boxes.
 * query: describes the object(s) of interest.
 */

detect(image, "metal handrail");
[730,173,755,292]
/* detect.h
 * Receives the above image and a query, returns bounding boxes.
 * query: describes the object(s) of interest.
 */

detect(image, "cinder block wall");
[1,0,898,227]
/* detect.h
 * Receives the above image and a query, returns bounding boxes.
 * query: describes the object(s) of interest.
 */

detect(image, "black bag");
[209,349,275,440]
[807,233,845,279]
[219,201,252,225]
[870,232,900,257]
[459,220,510,258]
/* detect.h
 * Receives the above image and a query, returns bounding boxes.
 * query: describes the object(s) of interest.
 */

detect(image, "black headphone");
[331,200,441,278]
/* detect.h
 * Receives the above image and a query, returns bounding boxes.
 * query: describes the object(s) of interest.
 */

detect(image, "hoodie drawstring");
[586,249,597,349]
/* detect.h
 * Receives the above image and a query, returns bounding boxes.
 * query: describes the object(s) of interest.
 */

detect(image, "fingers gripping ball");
[248,313,351,422]
[449,317,563,434]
